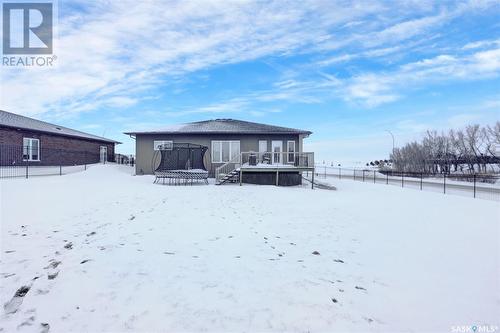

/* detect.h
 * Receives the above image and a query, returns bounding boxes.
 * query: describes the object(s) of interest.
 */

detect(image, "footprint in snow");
[355,286,367,291]
[47,271,59,280]
[40,323,50,333]
[312,251,320,255]
[17,315,35,328]
[333,259,344,263]
[80,259,91,264]
[44,260,61,269]
[64,242,73,250]
[86,231,96,237]
[4,285,31,314]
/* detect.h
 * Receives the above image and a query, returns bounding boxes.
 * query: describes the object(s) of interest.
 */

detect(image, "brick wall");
[0,126,115,166]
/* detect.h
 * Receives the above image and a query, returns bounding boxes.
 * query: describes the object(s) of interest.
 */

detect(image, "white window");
[287,140,296,163]
[211,141,240,163]
[153,140,173,150]
[258,140,267,153]
[23,138,40,161]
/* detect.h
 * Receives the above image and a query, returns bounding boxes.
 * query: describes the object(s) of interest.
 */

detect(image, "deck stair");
[215,169,240,185]
[215,154,241,185]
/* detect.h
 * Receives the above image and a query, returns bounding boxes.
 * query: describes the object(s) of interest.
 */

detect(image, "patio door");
[100,146,107,164]
[271,140,282,164]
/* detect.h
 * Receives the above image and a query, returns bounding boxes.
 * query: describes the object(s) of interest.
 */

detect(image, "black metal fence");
[0,144,101,179]
[314,165,500,201]
[114,153,135,166]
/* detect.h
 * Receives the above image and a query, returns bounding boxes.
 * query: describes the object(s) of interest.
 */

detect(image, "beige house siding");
[134,133,304,176]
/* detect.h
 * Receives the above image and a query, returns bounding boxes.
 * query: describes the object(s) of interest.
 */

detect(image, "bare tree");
[390,122,499,174]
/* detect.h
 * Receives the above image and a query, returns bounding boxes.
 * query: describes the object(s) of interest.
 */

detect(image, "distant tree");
[390,122,499,174]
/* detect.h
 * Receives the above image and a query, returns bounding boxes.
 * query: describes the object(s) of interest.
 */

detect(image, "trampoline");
[151,143,209,185]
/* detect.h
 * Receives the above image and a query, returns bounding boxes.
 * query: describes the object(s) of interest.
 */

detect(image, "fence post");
[25,161,28,179]
[339,168,341,180]
[386,173,388,185]
[420,173,423,190]
[84,151,87,170]
[373,170,376,183]
[362,170,365,182]
[473,174,476,198]
[59,149,62,176]
[401,173,404,187]
[324,166,326,178]
[443,173,446,194]
[353,169,355,181]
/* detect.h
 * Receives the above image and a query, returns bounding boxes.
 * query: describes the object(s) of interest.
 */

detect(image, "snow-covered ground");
[1,165,498,332]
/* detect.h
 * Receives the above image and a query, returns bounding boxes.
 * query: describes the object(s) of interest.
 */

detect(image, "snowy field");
[0,165,498,332]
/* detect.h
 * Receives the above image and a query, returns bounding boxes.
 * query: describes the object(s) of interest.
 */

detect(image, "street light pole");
[385,130,395,156]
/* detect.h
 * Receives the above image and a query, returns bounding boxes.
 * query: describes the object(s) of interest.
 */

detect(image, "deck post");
[276,170,279,186]
[239,169,242,186]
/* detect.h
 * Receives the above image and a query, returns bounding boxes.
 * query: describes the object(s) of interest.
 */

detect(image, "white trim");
[153,140,173,150]
[22,137,40,161]
[287,140,296,163]
[211,140,240,163]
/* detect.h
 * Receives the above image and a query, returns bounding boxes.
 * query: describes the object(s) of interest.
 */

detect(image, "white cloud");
[0,0,498,118]
[340,47,500,107]
[462,38,500,50]
[0,0,388,116]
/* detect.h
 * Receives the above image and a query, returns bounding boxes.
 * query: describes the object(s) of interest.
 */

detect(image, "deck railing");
[240,151,314,168]
[215,151,315,182]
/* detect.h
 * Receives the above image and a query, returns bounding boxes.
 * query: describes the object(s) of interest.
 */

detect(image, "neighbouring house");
[0,110,120,166]
[124,119,315,186]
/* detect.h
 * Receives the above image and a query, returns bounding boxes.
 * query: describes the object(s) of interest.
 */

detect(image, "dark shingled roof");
[124,119,312,136]
[0,110,120,144]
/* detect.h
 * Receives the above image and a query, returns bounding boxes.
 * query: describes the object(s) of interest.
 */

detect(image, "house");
[124,119,315,186]
[0,110,120,166]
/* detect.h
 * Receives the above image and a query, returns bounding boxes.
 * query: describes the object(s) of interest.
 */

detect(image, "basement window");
[23,138,40,161]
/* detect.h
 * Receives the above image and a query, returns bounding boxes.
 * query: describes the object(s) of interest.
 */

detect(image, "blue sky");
[1,0,499,165]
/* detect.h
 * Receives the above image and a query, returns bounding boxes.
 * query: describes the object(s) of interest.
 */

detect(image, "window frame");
[287,140,296,163]
[211,140,240,163]
[22,137,40,162]
[258,140,267,153]
[153,140,173,150]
